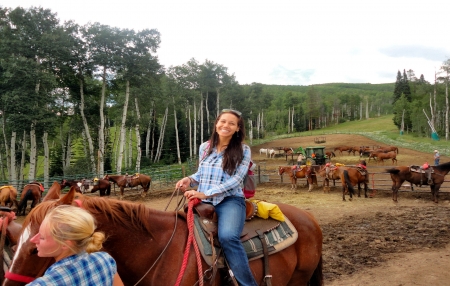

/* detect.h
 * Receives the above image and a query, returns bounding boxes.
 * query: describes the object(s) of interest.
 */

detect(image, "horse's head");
[4,188,78,285]
[278,166,285,176]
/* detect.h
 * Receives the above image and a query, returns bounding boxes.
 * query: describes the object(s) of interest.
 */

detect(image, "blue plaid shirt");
[190,142,251,206]
[27,251,116,286]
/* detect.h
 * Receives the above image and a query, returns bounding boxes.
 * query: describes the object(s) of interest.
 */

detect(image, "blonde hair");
[44,205,105,254]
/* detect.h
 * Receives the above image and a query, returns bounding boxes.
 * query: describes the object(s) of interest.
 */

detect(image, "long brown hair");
[206,110,246,175]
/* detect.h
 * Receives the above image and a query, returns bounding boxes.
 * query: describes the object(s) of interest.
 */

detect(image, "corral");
[9,134,450,285]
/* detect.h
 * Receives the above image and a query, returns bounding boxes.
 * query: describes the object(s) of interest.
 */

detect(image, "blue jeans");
[435,159,440,166]
[215,196,257,286]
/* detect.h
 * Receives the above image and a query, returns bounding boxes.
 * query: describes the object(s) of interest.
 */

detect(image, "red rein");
[175,198,204,286]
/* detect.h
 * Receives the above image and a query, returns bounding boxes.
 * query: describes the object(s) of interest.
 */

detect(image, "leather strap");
[256,230,272,286]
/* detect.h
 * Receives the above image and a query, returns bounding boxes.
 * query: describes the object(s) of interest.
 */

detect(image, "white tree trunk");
[365,97,369,119]
[19,131,26,190]
[445,79,449,140]
[248,119,253,145]
[216,88,220,118]
[116,80,130,173]
[200,93,204,143]
[173,97,181,164]
[28,125,37,181]
[79,79,96,173]
[9,131,16,187]
[194,100,197,156]
[128,128,132,169]
[98,67,107,176]
[135,96,142,172]
[43,132,49,189]
[154,107,168,162]
[1,115,11,181]
[146,102,154,159]
[206,91,210,136]
[65,132,72,171]
[188,106,192,157]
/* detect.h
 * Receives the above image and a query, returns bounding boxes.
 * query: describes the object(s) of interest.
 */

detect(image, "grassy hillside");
[253,114,449,156]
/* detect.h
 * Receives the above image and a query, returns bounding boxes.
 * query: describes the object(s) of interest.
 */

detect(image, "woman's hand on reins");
[176,177,191,192]
[184,190,207,200]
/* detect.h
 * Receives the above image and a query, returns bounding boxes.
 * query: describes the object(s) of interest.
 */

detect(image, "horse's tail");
[343,170,355,195]
[385,168,400,174]
[308,255,323,286]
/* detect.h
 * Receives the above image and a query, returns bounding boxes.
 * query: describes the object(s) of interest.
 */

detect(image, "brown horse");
[325,151,336,158]
[329,164,369,201]
[314,165,341,193]
[104,173,151,199]
[278,166,317,191]
[334,146,351,155]
[60,179,89,193]
[17,182,43,216]
[386,161,450,203]
[4,188,323,286]
[90,178,112,197]
[0,186,18,209]
[380,146,399,153]
[375,151,397,165]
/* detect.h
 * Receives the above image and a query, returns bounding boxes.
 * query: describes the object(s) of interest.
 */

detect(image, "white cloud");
[2,0,450,85]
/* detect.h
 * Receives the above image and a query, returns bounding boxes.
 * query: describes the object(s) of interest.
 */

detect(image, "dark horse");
[90,178,112,197]
[17,182,43,216]
[329,162,369,201]
[104,173,151,199]
[4,188,323,286]
[386,161,450,203]
[60,179,89,193]
[278,165,317,191]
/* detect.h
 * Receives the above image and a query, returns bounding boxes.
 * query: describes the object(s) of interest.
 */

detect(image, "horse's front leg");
[119,187,124,200]
[431,184,440,203]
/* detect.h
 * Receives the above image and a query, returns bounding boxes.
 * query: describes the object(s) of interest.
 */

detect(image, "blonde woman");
[27,205,123,286]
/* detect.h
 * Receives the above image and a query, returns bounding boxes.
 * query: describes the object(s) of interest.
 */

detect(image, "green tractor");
[303,146,329,165]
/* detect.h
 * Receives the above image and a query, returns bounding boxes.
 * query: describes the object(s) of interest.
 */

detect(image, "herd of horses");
[0,173,152,216]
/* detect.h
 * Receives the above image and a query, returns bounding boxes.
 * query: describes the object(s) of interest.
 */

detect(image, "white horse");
[259,148,269,156]
[268,148,276,158]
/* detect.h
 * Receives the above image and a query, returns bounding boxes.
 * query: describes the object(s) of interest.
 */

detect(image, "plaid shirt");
[27,251,116,286]
[190,142,251,206]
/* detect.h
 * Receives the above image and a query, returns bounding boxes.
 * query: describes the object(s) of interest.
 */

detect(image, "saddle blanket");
[194,215,298,267]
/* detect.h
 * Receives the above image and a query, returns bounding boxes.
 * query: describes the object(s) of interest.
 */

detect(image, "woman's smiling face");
[215,112,239,139]
[30,219,66,261]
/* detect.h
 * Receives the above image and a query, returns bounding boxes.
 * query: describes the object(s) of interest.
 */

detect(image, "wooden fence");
[254,163,450,193]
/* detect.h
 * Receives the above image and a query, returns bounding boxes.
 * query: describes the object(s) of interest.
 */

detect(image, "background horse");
[0,186,18,210]
[386,161,450,203]
[314,165,340,193]
[90,179,112,197]
[17,182,43,216]
[61,179,86,193]
[5,188,323,286]
[329,165,369,201]
[334,146,351,155]
[325,151,336,158]
[278,166,317,191]
[375,151,397,165]
[104,174,151,199]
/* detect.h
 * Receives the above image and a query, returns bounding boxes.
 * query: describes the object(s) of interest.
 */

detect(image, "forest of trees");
[0,6,448,187]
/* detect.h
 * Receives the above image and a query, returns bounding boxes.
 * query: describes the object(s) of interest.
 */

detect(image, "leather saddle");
[185,201,279,242]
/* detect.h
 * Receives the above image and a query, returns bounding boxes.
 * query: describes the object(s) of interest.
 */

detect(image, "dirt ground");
[18,134,450,285]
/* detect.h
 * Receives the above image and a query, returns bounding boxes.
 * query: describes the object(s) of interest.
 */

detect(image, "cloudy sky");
[3,0,450,85]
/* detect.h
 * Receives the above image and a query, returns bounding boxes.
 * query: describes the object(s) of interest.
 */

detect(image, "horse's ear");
[55,186,76,206]
[43,181,62,202]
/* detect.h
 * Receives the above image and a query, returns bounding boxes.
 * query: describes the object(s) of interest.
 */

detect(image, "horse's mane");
[22,197,182,236]
[434,161,450,172]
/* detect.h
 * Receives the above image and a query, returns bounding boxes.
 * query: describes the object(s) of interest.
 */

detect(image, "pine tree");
[393,70,402,103]
[402,69,412,102]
